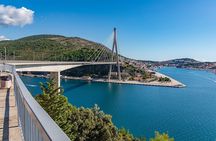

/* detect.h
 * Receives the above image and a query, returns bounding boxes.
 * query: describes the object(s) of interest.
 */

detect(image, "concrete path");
[0,88,22,141]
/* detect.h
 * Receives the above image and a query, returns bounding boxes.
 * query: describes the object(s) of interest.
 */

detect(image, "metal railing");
[0,64,71,141]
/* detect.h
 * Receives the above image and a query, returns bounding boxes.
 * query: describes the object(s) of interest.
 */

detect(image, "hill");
[141,58,216,71]
[0,34,113,61]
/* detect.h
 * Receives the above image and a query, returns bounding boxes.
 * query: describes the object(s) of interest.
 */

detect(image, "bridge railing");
[0,64,71,141]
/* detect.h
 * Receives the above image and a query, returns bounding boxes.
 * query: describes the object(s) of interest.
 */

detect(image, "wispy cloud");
[0,4,34,27]
[0,35,10,41]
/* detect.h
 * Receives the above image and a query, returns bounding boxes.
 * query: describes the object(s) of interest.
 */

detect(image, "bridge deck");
[0,80,22,141]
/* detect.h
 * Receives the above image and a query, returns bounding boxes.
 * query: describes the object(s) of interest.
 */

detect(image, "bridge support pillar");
[108,27,121,81]
[50,71,60,90]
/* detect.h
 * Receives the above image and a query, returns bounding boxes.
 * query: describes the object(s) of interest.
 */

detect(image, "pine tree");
[35,79,75,135]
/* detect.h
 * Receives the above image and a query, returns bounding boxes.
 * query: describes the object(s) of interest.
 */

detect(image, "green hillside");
[0,34,154,80]
[0,34,113,61]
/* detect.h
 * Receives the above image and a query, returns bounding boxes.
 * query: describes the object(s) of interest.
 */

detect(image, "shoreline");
[19,71,186,88]
[62,72,185,88]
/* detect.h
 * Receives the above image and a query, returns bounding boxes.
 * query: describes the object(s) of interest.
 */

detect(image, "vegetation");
[158,77,171,82]
[0,35,112,61]
[35,80,75,134]
[150,132,174,141]
[35,80,174,141]
[122,62,152,81]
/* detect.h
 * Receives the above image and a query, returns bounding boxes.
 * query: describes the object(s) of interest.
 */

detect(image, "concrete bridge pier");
[50,71,60,90]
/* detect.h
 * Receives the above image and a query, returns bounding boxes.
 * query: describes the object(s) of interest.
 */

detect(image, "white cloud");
[0,5,34,27]
[0,35,10,41]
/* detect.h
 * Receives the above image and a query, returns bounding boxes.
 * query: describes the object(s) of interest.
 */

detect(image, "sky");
[0,0,216,61]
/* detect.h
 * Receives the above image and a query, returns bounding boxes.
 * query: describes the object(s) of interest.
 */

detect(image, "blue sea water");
[21,67,216,141]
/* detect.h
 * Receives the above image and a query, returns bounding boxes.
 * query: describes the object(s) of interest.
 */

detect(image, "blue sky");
[0,0,216,61]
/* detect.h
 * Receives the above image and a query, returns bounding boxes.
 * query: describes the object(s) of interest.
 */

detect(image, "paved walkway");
[0,87,22,141]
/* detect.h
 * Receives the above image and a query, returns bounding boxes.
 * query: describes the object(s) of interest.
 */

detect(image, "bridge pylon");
[108,28,121,81]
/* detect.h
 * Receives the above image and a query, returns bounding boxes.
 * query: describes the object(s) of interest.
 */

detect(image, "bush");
[158,77,171,82]
[150,132,174,141]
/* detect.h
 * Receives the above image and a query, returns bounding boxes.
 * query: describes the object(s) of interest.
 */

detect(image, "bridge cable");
[87,46,101,61]
[94,46,107,62]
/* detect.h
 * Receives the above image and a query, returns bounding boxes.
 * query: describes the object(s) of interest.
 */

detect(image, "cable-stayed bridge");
[1,60,119,88]
[3,60,118,72]
[1,28,122,88]
[0,28,122,141]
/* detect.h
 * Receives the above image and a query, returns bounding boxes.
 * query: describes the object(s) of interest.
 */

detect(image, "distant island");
[0,34,185,88]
